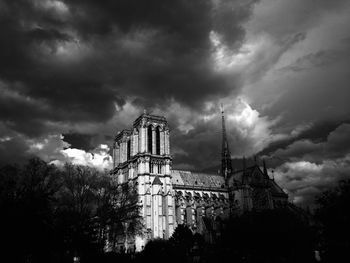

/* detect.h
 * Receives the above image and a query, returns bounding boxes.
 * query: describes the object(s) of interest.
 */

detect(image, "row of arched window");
[149,163,162,174]
[148,126,161,155]
[124,126,162,161]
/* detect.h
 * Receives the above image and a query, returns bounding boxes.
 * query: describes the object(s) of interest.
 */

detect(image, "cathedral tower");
[112,112,175,251]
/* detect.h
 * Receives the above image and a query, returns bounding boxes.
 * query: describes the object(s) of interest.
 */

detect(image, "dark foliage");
[141,239,173,263]
[212,208,317,263]
[0,158,142,263]
[3,157,345,263]
[0,158,62,262]
[135,211,317,263]
[315,179,350,262]
[138,225,196,263]
[169,224,194,252]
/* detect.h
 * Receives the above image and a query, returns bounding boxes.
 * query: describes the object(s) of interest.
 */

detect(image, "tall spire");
[221,104,233,179]
[263,159,268,176]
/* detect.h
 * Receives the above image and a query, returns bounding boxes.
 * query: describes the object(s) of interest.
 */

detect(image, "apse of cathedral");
[111,110,288,252]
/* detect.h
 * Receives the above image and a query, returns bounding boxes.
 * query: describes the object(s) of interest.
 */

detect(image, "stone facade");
[112,112,288,251]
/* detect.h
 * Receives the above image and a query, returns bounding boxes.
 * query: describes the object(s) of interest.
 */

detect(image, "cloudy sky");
[1,0,350,206]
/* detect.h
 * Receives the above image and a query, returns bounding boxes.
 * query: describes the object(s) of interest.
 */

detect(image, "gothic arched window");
[147,125,152,153]
[149,162,154,173]
[127,139,131,160]
[156,126,160,155]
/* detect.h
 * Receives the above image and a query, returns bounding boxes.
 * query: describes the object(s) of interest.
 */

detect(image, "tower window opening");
[150,162,154,173]
[148,125,153,153]
[127,140,131,160]
[156,126,160,155]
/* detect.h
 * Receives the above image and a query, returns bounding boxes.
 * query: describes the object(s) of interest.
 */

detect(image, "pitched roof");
[230,166,256,184]
[231,165,271,182]
[171,170,226,190]
[231,165,288,196]
[269,179,288,197]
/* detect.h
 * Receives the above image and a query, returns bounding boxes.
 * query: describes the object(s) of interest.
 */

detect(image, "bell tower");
[112,112,175,251]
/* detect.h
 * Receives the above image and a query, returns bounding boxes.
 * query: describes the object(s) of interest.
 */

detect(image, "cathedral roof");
[231,165,265,184]
[171,170,226,191]
[230,165,288,197]
[269,179,288,197]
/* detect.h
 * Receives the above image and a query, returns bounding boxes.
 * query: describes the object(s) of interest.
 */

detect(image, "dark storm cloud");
[258,123,350,206]
[282,123,350,163]
[67,0,257,47]
[259,120,350,161]
[0,0,258,141]
[27,27,73,47]
[0,1,122,137]
[0,136,30,165]
[68,0,212,46]
[249,0,350,129]
[62,133,96,152]
[248,0,350,39]
[240,0,350,206]
[171,118,222,171]
[1,0,350,209]
[279,50,343,73]
[63,0,258,109]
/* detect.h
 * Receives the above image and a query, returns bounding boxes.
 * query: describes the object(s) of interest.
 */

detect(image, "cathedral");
[111,109,288,252]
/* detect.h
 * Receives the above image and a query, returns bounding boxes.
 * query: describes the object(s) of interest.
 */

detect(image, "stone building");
[111,110,288,251]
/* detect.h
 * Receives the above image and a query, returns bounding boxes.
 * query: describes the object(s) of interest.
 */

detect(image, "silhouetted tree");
[315,179,350,262]
[141,238,172,263]
[218,208,316,263]
[54,164,104,261]
[169,224,194,261]
[55,164,143,261]
[95,178,144,252]
[0,158,62,263]
[139,226,194,263]
[0,159,143,263]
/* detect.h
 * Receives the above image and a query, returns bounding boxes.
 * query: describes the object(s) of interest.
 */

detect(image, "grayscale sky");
[1,0,350,206]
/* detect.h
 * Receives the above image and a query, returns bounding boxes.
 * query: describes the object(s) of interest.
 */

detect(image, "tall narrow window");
[183,208,187,224]
[147,125,152,153]
[156,126,160,155]
[194,209,198,225]
[124,172,128,182]
[127,140,131,160]
[149,162,154,173]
